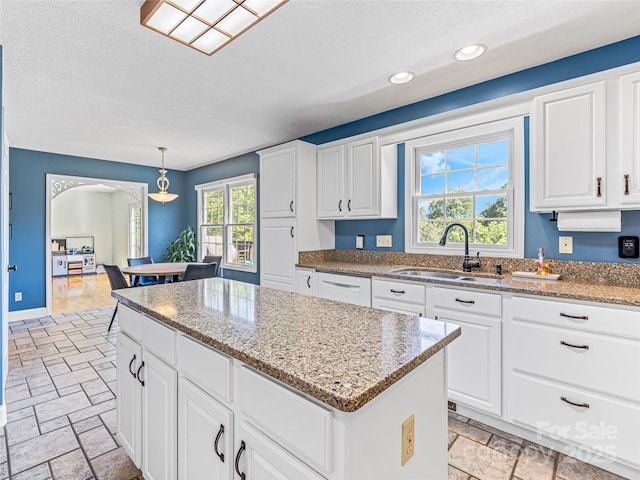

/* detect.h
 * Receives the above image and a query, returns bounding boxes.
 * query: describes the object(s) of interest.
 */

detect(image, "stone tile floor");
[2,306,630,479]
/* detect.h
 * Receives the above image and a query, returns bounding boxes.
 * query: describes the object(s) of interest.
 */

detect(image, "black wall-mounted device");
[618,236,639,258]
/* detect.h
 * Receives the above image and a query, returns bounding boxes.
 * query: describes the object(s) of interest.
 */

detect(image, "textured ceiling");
[1,0,639,171]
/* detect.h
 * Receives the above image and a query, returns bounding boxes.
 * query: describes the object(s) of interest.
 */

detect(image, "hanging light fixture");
[149,147,179,204]
[140,0,289,56]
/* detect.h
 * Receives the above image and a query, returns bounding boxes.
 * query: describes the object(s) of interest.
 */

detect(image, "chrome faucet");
[439,222,481,273]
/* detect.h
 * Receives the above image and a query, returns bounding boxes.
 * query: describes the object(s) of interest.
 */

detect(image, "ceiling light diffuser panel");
[141,0,288,55]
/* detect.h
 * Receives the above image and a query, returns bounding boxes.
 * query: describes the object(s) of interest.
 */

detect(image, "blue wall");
[9,148,187,311]
[184,152,260,284]
[302,35,640,263]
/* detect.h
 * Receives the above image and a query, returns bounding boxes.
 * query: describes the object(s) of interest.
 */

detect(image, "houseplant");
[164,226,198,262]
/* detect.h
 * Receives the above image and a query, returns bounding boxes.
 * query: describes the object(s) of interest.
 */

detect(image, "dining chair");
[202,255,222,277]
[104,264,130,331]
[182,263,217,281]
[127,256,160,286]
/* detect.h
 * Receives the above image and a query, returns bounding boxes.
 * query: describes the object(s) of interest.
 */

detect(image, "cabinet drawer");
[372,278,426,305]
[509,373,640,466]
[512,296,640,338]
[314,272,371,307]
[432,287,501,317]
[118,305,141,341]
[141,315,176,365]
[237,366,332,473]
[510,320,640,401]
[178,335,231,403]
[372,298,426,317]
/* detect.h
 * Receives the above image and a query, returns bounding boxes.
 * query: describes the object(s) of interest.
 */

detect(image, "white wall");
[51,188,136,266]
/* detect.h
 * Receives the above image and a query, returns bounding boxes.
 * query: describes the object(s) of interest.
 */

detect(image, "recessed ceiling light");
[454,44,487,61]
[389,71,415,85]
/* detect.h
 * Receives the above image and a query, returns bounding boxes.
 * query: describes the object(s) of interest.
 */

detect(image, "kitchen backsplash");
[299,250,640,289]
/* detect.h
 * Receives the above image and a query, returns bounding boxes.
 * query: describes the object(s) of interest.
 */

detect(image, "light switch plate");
[356,235,364,249]
[376,235,392,248]
[559,236,573,254]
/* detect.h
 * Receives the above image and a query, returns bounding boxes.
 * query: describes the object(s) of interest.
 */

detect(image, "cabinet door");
[435,312,501,416]
[345,137,379,216]
[531,82,607,210]
[178,379,233,480]
[317,145,344,218]
[236,422,325,480]
[620,71,640,205]
[260,220,296,291]
[116,332,142,468]
[295,268,314,296]
[142,350,177,480]
[260,146,296,218]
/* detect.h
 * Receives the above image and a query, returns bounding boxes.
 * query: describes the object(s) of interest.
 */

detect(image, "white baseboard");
[9,307,48,322]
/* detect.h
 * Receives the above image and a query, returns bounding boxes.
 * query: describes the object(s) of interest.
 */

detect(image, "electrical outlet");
[376,235,392,248]
[559,236,573,254]
[401,415,415,466]
[14,292,22,302]
[356,235,364,249]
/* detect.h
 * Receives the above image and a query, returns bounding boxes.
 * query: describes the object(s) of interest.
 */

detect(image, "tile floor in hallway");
[2,306,630,480]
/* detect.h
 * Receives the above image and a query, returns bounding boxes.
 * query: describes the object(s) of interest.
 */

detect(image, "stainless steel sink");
[390,269,502,284]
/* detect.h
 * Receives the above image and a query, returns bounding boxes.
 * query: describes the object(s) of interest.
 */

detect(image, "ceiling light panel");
[141,0,288,55]
[216,6,259,37]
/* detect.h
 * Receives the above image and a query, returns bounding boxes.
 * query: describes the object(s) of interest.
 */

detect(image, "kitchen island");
[113,277,460,480]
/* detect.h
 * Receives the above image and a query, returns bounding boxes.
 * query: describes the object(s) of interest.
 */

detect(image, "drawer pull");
[624,174,630,195]
[560,340,589,350]
[348,199,352,211]
[307,277,311,288]
[136,361,145,387]
[128,355,137,378]
[455,298,475,305]
[390,289,406,294]
[214,424,225,463]
[596,177,602,197]
[324,281,359,289]
[289,200,294,213]
[235,440,246,480]
[561,396,590,409]
[559,312,588,321]
[290,227,294,238]
[338,200,342,212]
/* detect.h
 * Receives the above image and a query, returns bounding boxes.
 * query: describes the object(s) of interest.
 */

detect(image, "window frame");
[196,173,258,273]
[404,117,524,258]
[128,202,143,259]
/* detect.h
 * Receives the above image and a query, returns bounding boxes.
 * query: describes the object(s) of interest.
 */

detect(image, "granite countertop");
[112,278,460,413]
[298,260,640,308]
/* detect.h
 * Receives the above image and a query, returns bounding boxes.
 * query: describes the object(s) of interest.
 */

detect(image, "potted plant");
[164,226,198,262]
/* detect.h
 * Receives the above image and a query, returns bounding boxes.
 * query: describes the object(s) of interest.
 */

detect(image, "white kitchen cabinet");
[506,295,640,469]
[116,308,178,480]
[530,81,607,211]
[313,271,371,307]
[295,268,314,295]
[317,137,397,219]
[178,378,233,480]
[260,145,296,218]
[116,332,142,468]
[371,277,426,316]
[235,422,326,480]
[259,141,334,292]
[431,287,502,416]
[620,70,640,205]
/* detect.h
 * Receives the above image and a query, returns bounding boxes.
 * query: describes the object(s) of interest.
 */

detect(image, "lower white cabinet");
[236,422,325,480]
[313,271,371,307]
[296,268,314,295]
[371,277,426,316]
[116,331,178,480]
[431,287,502,417]
[178,378,233,480]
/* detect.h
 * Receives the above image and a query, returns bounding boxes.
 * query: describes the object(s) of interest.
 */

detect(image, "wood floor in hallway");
[51,272,116,315]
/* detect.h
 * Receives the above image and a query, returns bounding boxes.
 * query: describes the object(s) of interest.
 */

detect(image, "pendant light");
[148,147,179,203]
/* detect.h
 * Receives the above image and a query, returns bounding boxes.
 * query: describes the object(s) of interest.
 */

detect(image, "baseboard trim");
[9,307,48,322]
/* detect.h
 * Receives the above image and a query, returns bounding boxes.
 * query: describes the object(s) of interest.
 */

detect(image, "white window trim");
[128,202,142,259]
[404,117,524,258]
[196,173,258,273]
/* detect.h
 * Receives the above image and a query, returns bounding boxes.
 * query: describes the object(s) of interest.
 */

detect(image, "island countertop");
[112,278,460,412]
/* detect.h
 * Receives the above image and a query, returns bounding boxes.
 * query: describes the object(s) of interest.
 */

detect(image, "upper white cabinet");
[259,141,334,291]
[531,69,640,212]
[530,81,607,211]
[260,145,296,218]
[317,137,397,219]
[620,70,640,204]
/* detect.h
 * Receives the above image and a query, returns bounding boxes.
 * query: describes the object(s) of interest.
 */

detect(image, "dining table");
[121,262,193,285]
